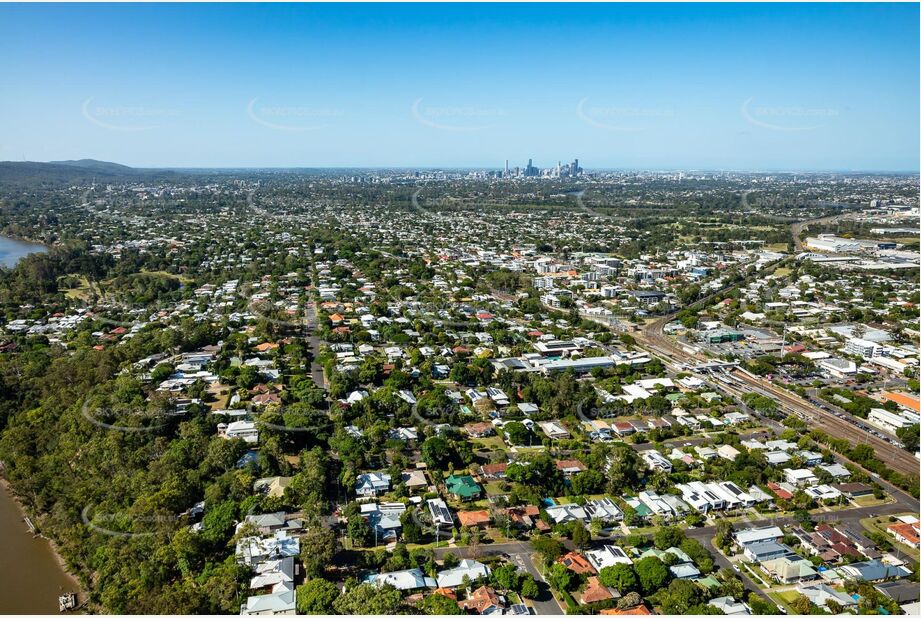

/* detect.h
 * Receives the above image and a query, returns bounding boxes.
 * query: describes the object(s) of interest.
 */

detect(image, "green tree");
[571,522,591,549]
[547,563,573,592]
[421,436,453,469]
[790,594,815,615]
[490,563,521,591]
[599,564,638,592]
[519,574,539,599]
[347,512,372,547]
[653,525,685,550]
[300,524,338,578]
[634,556,670,595]
[896,424,919,453]
[503,421,532,446]
[296,578,340,614]
[420,593,463,615]
[333,583,405,615]
[531,535,565,565]
[657,578,705,614]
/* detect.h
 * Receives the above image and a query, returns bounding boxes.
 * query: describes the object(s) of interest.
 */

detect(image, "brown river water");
[0,482,83,613]
[0,239,82,613]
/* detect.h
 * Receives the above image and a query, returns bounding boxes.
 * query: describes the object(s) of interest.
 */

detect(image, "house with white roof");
[641,450,673,473]
[436,559,490,589]
[585,544,633,571]
[364,568,437,591]
[241,590,296,615]
[784,468,818,486]
[735,526,783,548]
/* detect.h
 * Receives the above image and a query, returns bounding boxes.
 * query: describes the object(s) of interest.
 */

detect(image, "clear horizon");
[16,161,921,174]
[1,3,918,171]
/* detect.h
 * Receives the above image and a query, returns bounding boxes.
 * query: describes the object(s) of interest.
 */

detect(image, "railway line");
[636,316,920,478]
[632,206,920,480]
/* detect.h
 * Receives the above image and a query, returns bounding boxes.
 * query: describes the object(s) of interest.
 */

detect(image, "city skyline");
[0,3,918,171]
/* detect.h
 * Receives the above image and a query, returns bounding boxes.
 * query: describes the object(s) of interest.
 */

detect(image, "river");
[0,237,80,613]
[0,234,47,268]
[0,483,82,613]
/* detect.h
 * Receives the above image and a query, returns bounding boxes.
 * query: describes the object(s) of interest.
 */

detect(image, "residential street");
[304,300,326,388]
[433,541,564,615]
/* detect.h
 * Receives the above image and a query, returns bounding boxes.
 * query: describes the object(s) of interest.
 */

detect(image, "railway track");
[628,210,921,475]
[636,300,920,482]
[636,318,919,478]
[730,370,920,477]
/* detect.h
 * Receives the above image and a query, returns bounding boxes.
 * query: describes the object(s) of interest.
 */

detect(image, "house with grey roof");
[735,525,783,548]
[839,559,911,582]
[797,583,857,611]
[240,590,296,615]
[708,596,751,615]
[355,472,391,497]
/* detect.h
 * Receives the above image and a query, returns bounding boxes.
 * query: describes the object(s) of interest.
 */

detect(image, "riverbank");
[0,472,88,613]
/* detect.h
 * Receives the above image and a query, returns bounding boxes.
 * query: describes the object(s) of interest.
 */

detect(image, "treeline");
[0,316,331,612]
[809,430,919,499]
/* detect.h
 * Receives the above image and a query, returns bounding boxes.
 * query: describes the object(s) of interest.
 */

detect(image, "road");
[433,541,564,615]
[790,212,850,251]
[430,482,918,612]
[304,300,326,388]
[631,210,919,481]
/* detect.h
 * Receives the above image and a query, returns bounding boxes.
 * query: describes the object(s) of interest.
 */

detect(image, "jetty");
[58,592,77,612]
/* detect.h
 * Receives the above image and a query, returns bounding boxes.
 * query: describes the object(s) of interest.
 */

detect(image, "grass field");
[860,515,920,561]
[470,436,506,452]
[59,274,93,300]
[852,494,891,508]
[769,590,801,612]
[483,480,509,496]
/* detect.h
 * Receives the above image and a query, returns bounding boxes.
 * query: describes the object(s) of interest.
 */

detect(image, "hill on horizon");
[0,159,176,186]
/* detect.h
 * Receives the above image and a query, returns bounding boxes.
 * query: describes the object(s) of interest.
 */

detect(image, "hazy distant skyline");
[1,3,918,171]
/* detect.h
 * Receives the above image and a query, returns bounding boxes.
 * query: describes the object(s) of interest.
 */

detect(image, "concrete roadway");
[433,541,564,615]
[431,489,917,614]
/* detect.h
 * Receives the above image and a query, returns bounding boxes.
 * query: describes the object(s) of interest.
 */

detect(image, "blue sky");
[0,3,917,170]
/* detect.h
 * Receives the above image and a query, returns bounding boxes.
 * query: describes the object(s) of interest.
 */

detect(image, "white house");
[436,559,491,589]
[221,420,259,443]
[356,472,392,497]
[585,544,633,571]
